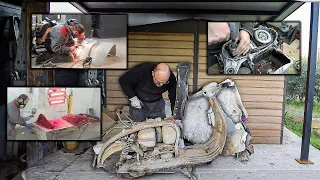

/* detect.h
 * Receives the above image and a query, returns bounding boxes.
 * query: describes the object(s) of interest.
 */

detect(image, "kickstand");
[182,166,197,180]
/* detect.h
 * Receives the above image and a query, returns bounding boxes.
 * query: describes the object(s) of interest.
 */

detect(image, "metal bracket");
[12,1,27,86]
[173,62,191,120]
[85,69,99,86]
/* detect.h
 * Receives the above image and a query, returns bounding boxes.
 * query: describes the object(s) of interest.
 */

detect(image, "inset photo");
[31,14,127,69]
[7,87,101,140]
[207,21,301,75]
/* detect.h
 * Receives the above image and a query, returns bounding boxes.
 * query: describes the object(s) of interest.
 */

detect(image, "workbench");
[31,118,95,140]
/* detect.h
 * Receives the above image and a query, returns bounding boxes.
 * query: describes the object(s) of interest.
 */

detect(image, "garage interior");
[7,87,101,141]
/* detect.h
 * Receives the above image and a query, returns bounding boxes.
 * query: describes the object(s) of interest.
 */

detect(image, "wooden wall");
[106,32,285,144]
[106,32,195,112]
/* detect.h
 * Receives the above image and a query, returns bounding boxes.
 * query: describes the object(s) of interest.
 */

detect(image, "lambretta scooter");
[93,62,253,179]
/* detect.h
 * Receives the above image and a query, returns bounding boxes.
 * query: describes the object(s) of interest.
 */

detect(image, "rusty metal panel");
[26,1,53,86]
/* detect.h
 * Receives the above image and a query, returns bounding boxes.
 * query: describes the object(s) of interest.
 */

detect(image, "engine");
[216,25,293,74]
[114,118,178,170]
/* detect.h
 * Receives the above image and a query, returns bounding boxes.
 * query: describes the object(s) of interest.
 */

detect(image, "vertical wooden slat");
[26,2,52,86]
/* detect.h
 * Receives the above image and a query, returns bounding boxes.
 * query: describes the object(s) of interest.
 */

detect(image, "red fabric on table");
[61,114,90,127]
[35,114,55,129]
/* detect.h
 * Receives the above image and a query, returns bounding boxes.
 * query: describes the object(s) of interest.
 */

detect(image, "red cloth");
[35,114,55,129]
[61,114,90,127]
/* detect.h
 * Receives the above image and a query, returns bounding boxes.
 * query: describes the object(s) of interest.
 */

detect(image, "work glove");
[25,124,33,131]
[25,115,33,121]
[129,96,143,109]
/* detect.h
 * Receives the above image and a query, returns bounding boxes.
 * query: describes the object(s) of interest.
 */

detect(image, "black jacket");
[119,62,177,112]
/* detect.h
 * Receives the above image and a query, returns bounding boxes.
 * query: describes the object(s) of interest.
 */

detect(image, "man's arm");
[7,106,27,126]
[119,64,142,99]
[240,22,256,37]
[167,72,177,113]
[50,31,71,54]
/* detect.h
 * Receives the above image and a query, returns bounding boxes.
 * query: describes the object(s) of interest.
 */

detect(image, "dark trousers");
[35,38,72,64]
[129,99,166,122]
[36,52,72,64]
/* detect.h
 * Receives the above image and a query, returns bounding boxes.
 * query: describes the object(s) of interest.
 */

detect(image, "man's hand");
[164,116,175,121]
[232,30,251,56]
[25,116,32,121]
[69,45,76,53]
[69,52,75,61]
[129,96,143,109]
[208,22,230,45]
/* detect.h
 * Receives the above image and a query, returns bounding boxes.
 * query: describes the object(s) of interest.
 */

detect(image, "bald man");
[119,62,177,122]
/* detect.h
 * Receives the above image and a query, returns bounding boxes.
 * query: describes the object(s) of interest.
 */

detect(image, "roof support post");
[296,2,319,164]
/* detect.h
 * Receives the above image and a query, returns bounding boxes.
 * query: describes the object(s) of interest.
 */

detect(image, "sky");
[50,2,313,57]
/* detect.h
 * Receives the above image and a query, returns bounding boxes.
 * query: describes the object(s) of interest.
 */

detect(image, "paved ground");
[23,128,320,180]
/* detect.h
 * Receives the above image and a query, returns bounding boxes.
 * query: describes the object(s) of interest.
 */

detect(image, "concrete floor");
[31,37,127,69]
[9,122,101,140]
[23,127,320,180]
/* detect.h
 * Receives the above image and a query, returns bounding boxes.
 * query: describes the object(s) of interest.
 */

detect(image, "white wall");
[49,2,82,13]
[70,88,101,116]
[7,88,101,123]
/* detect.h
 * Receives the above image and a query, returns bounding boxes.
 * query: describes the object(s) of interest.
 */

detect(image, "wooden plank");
[199,34,207,42]
[246,123,282,130]
[242,102,283,110]
[106,71,127,76]
[107,91,127,98]
[241,94,283,103]
[106,83,122,91]
[128,62,194,71]
[247,109,283,116]
[247,116,283,124]
[199,57,208,64]
[251,130,281,137]
[251,137,280,144]
[129,40,194,49]
[197,73,286,81]
[128,33,194,41]
[199,49,207,57]
[128,55,194,63]
[312,119,320,129]
[199,42,207,49]
[237,87,284,96]
[128,48,194,56]
[198,79,285,88]
[197,63,207,71]
[107,98,129,105]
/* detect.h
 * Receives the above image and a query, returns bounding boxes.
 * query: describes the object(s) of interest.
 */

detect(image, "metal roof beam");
[86,8,279,15]
[272,2,304,21]
[70,2,89,14]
